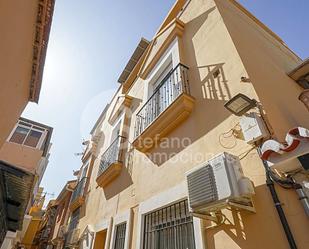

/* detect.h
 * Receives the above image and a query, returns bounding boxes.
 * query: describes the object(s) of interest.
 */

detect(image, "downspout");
[257,148,298,249]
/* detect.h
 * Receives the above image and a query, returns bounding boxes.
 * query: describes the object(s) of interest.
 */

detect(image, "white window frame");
[109,209,132,249]
[80,159,90,180]
[135,182,206,249]
[144,37,181,103]
[7,120,48,149]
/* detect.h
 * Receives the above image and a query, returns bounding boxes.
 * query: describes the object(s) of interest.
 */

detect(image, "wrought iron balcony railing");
[134,63,190,138]
[97,135,126,178]
[70,177,87,204]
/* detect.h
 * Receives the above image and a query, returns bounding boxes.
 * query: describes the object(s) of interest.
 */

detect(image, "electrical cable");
[218,123,241,149]
[238,146,256,160]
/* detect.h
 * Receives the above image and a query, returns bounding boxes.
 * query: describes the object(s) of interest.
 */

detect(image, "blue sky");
[23,0,308,200]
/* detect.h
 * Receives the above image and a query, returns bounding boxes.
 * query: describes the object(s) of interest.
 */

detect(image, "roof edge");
[29,0,56,103]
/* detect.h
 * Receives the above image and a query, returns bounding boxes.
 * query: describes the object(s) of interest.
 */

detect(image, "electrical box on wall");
[240,112,268,144]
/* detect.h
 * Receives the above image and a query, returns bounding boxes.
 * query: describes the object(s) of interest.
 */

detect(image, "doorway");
[93,229,107,249]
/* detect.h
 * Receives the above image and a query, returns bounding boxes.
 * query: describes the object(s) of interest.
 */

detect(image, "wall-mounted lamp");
[224,93,257,116]
[299,89,309,111]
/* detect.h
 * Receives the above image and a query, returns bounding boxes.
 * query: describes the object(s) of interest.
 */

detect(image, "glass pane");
[9,126,29,144]
[24,130,43,148]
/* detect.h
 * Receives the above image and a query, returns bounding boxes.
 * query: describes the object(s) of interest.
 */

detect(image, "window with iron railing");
[134,63,190,138]
[114,223,127,249]
[97,135,126,178]
[8,120,48,149]
[143,199,195,249]
[70,177,87,204]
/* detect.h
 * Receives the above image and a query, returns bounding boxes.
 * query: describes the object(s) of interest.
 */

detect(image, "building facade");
[0,0,55,245]
[0,118,53,249]
[64,0,309,249]
[31,201,58,249]
[51,181,77,249]
[0,0,55,149]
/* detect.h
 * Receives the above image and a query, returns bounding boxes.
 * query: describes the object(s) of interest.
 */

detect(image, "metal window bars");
[135,63,190,138]
[70,177,87,204]
[114,223,127,249]
[143,199,196,249]
[97,135,126,178]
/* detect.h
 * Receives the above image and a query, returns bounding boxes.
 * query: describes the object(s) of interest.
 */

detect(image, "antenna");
[42,191,55,198]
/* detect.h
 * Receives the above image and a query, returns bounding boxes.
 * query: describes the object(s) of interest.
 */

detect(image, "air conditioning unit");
[186,152,255,214]
[66,228,80,245]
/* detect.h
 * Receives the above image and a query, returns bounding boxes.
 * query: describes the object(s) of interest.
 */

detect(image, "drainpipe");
[294,184,309,217]
[257,148,298,249]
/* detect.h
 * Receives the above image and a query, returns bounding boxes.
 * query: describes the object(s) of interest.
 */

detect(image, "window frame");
[8,120,48,149]
[136,183,206,249]
[142,199,196,249]
[113,222,127,249]
[109,209,132,249]
[144,37,180,104]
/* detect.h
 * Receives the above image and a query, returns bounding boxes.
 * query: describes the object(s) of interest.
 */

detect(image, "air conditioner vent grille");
[187,164,218,208]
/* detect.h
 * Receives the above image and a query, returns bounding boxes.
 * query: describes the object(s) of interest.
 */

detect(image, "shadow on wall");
[94,131,106,156]
[102,164,133,201]
[204,184,301,249]
[101,140,133,200]
[199,63,231,101]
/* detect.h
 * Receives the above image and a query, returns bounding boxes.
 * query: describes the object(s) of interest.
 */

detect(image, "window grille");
[68,208,80,231]
[114,223,127,249]
[143,199,195,249]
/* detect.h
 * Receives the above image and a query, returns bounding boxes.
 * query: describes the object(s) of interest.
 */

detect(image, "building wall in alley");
[0,0,54,149]
[72,0,309,249]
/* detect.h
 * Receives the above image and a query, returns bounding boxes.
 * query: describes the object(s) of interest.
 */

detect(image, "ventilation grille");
[187,164,218,209]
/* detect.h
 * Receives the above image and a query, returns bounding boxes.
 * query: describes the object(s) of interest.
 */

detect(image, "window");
[9,126,29,144]
[111,120,122,143]
[143,200,195,249]
[114,223,127,249]
[68,208,80,231]
[80,162,89,179]
[24,130,43,147]
[151,61,173,95]
[9,120,47,149]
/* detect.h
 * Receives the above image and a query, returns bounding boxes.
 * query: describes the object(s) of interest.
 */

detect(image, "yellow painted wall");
[0,0,39,148]
[21,218,41,249]
[77,0,309,249]
[0,141,43,173]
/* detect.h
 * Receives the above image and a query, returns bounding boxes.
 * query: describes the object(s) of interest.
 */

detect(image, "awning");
[0,160,35,232]
[117,38,150,84]
[288,58,309,89]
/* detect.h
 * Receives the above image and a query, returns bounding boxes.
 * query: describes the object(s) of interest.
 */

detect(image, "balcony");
[96,136,126,188]
[69,177,87,211]
[133,63,195,152]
